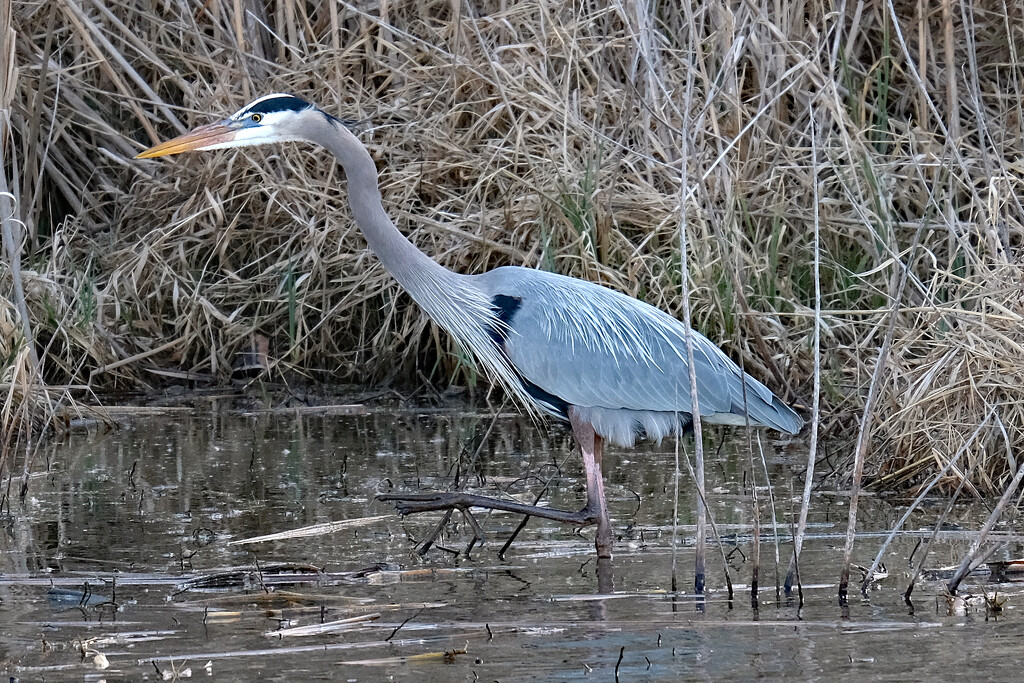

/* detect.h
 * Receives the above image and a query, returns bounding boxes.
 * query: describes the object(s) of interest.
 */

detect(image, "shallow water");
[2,402,1023,681]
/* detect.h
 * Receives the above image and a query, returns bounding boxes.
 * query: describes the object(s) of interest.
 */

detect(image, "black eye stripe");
[244,95,310,116]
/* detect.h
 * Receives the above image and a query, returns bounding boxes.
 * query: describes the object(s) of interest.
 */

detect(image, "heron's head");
[135,94,320,159]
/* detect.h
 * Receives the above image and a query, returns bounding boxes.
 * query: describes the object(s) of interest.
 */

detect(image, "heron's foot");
[377,491,599,527]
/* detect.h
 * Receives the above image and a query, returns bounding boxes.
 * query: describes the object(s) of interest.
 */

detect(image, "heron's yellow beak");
[135,122,237,159]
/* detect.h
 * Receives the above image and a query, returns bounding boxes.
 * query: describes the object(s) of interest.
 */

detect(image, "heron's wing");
[477,267,800,433]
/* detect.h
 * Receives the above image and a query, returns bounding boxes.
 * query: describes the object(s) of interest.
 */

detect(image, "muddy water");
[2,404,1023,681]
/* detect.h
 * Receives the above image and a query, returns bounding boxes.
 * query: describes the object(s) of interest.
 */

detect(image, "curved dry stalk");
[678,177,707,594]
[0,6,37,374]
[862,407,996,594]
[786,102,821,597]
[839,222,926,603]
[905,459,980,602]
[947,415,1024,594]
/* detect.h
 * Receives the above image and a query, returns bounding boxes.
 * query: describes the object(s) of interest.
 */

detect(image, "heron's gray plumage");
[300,100,801,447]
[139,93,802,451]
[473,266,803,446]
[138,93,805,567]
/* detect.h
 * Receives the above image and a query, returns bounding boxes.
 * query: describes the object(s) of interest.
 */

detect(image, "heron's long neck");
[305,114,533,411]
[308,117,460,306]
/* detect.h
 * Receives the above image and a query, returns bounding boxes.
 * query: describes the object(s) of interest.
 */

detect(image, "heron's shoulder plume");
[233,93,313,119]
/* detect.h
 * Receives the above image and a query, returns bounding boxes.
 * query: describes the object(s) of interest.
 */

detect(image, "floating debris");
[229,516,394,545]
[265,613,380,638]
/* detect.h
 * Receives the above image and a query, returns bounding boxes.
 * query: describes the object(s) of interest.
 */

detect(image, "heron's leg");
[379,410,615,558]
[569,408,613,561]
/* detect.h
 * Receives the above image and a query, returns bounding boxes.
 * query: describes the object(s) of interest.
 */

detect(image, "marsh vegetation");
[2,0,1024,624]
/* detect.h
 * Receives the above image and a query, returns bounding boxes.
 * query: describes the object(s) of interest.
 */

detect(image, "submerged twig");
[671,418,681,593]
[676,440,735,599]
[385,607,425,642]
[756,433,782,600]
[740,361,760,606]
[498,485,548,560]
[339,644,469,667]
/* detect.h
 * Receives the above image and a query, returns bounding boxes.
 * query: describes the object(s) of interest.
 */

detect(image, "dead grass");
[2,0,1023,493]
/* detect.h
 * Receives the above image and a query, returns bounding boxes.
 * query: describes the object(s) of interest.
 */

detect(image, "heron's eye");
[250,113,262,123]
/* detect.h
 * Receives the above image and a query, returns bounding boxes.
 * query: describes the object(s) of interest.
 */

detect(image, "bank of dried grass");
[2,0,1023,493]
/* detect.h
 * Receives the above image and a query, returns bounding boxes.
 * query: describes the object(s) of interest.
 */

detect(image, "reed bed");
[2,0,1022,493]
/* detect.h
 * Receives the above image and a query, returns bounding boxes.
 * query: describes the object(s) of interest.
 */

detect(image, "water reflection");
[1,404,1023,680]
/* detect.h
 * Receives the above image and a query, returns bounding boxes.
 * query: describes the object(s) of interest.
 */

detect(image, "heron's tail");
[733,377,803,435]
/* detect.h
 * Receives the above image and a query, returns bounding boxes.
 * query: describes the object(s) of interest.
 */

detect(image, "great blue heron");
[137,94,803,564]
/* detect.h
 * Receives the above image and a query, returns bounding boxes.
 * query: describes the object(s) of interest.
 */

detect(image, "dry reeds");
[2,0,1022,493]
